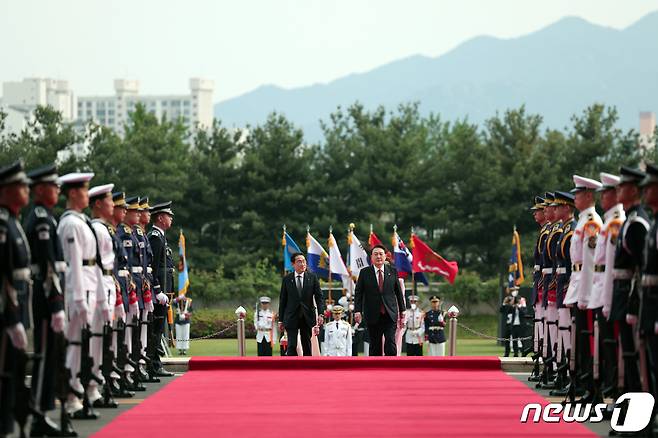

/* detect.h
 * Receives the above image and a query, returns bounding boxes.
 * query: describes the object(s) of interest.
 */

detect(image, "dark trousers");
[368,313,397,356]
[286,317,312,356]
[406,343,423,356]
[257,338,273,356]
[1,331,17,435]
[619,320,641,392]
[576,308,592,378]
[599,313,617,390]
[31,316,57,411]
[150,303,167,370]
[503,325,522,356]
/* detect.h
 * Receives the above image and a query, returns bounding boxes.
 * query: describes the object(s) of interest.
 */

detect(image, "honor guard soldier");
[611,166,649,394]
[136,196,156,377]
[0,161,31,438]
[254,296,274,356]
[424,295,446,356]
[173,293,193,355]
[323,305,352,356]
[89,183,121,408]
[112,192,140,389]
[24,164,70,436]
[565,176,603,401]
[147,201,174,376]
[590,173,624,399]
[529,196,549,380]
[639,164,658,430]
[540,192,561,387]
[404,295,424,356]
[58,172,111,418]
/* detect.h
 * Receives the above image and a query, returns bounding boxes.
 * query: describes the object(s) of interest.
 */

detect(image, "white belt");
[118,269,129,278]
[147,267,153,274]
[12,268,31,281]
[533,264,540,272]
[542,268,553,274]
[641,274,658,286]
[55,261,67,272]
[131,267,143,274]
[556,267,567,274]
[613,269,633,280]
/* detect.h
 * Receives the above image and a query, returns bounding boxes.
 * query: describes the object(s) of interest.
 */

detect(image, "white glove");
[145,300,154,313]
[73,299,90,324]
[7,323,28,350]
[626,314,638,326]
[50,311,66,333]
[115,304,126,323]
[155,292,169,305]
[602,308,610,319]
[98,300,112,323]
[129,301,139,317]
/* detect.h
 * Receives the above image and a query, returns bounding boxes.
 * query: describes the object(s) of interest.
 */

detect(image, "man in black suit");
[278,253,325,356]
[354,245,406,356]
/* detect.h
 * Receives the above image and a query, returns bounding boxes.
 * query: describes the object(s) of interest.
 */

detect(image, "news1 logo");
[520,393,655,432]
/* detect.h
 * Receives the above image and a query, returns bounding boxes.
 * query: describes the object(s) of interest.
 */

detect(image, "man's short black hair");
[371,244,387,255]
[290,252,305,264]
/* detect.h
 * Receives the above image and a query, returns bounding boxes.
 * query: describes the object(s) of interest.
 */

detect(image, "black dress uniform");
[117,219,144,311]
[0,161,31,437]
[611,166,650,393]
[148,202,175,374]
[23,165,66,421]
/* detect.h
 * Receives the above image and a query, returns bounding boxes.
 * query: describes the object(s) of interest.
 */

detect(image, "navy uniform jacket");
[531,222,551,306]
[136,225,154,290]
[555,218,575,308]
[424,309,446,343]
[542,220,563,308]
[611,204,649,321]
[105,222,128,310]
[148,226,174,318]
[0,206,32,327]
[641,211,658,333]
[23,204,65,319]
[117,223,144,309]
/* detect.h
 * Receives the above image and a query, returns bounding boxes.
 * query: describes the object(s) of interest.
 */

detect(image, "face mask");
[511,291,518,297]
[411,304,417,310]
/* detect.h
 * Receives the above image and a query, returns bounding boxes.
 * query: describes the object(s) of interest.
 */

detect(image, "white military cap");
[408,295,419,302]
[331,305,344,313]
[598,172,620,191]
[571,175,602,193]
[58,172,94,188]
[259,296,271,303]
[88,183,115,200]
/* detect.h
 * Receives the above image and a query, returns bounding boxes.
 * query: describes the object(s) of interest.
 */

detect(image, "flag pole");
[410,226,417,298]
[348,223,355,326]
[328,225,333,308]
[282,224,287,276]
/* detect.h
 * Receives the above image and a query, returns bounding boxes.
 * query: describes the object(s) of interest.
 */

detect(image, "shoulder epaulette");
[123,225,131,233]
[136,227,144,236]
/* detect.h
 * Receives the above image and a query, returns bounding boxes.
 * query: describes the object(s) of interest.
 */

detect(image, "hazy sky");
[2,0,658,102]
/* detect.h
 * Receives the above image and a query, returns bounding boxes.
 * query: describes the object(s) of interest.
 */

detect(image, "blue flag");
[178,230,189,295]
[282,230,302,273]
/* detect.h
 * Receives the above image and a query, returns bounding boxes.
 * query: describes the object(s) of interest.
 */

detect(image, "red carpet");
[93,357,598,438]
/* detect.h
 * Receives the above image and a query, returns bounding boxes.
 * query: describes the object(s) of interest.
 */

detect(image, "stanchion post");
[447,305,460,356]
[235,306,247,356]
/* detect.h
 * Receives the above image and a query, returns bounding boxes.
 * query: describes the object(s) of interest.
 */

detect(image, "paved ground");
[509,372,612,437]
[5,374,180,438]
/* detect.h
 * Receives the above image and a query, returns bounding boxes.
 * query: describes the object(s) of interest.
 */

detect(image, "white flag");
[328,232,351,290]
[348,230,370,280]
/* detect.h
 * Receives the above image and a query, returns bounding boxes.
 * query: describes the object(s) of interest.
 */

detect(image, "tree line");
[1,102,655,305]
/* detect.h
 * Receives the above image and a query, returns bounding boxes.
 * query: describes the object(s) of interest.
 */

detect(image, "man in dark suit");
[354,245,406,356]
[278,253,325,356]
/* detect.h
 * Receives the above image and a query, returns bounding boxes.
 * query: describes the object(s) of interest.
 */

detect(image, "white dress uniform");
[255,309,273,343]
[591,203,625,313]
[58,209,108,397]
[404,307,425,344]
[323,319,352,356]
[174,296,192,351]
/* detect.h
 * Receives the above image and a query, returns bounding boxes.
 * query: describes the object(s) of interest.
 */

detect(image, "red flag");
[410,234,459,284]
[368,231,393,264]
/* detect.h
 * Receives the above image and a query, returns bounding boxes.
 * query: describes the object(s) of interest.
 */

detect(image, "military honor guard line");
[527,167,658,435]
[1,160,176,438]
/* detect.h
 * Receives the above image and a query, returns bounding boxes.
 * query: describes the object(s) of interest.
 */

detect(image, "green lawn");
[169,338,504,357]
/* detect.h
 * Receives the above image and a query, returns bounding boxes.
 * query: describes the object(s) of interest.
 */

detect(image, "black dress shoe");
[29,415,61,437]
[154,369,174,377]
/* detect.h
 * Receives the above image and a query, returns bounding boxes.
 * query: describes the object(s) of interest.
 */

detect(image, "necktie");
[378,269,384,292]
[296,275,303,295]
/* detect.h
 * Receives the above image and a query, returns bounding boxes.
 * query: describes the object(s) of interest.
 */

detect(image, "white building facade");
[77,78,214,135]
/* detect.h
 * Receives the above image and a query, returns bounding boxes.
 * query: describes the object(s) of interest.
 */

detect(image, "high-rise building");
[640,111,656,151]
[77,78,214,135]
[0,78,75,134]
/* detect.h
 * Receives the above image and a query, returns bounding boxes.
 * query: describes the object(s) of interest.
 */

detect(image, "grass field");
[169,338,504,357]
